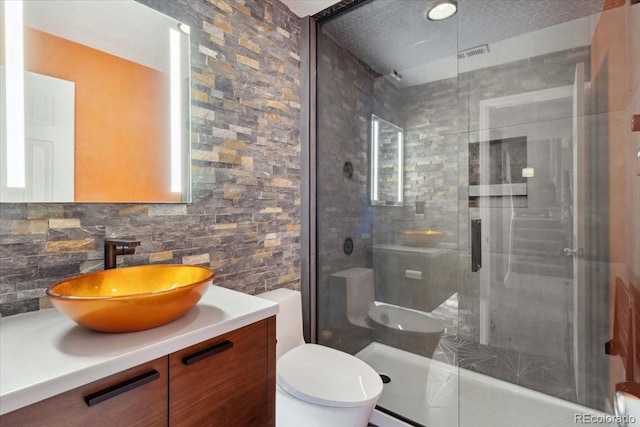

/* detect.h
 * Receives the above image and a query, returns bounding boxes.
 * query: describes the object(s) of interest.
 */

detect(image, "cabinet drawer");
[170,319,270,427]
[0,357,168,427]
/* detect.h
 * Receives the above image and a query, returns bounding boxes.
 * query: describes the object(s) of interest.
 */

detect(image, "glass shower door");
[458,2,617,423]
[315,2,463,425]
[313,1,629,426]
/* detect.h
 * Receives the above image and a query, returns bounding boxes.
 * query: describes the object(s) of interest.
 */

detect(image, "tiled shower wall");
[315,31,403,353]
[389,49,591,362]
[317,22,592,360]
[370,48,591,330]
[316,32,374,353]
[370,77,405,245]
[400,76,464,247]
[395,46,591,248]
[0,0,302,317]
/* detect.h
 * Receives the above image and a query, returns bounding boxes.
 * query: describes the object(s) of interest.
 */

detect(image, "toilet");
[367,301,445,357]
[258,288,383,427]
[330,267,445,357]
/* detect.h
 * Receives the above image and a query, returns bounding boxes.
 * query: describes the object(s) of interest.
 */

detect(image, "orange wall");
[24,28,179,202]
[627,0,640,292]
[626,0,640,378]
[590,0,628,267]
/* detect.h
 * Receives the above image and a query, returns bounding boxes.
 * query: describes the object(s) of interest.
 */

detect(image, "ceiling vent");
[458,44,490,59]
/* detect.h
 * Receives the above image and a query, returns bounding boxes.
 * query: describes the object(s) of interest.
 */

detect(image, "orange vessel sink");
[47,265,215,333]
[397,229,445,247]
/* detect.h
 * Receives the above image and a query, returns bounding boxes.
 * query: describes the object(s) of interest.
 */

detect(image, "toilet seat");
[277,344,383,408]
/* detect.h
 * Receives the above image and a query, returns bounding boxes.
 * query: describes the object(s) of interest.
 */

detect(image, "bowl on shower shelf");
[46,264,215,333]
[397,229,445,247]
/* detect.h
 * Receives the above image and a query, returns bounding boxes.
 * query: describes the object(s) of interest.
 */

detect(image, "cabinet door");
[0,357,168,427]
[170,319,272,427]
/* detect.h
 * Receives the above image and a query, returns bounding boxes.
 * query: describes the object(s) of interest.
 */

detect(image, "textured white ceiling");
[279,0,342,17]
[323,0,605,78]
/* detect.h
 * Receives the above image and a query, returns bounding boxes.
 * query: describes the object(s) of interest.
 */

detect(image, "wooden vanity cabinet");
[169,318,275,427]
[0,357,168,427]
[0,318,275,427]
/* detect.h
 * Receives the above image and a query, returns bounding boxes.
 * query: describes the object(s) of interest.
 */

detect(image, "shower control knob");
[343,238,354,255]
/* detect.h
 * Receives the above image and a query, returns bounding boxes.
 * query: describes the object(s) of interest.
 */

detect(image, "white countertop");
[0,285,278,416]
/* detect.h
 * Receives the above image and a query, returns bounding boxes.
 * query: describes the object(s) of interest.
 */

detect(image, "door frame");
[476,84,575,345]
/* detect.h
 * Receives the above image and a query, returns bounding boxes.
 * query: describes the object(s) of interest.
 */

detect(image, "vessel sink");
[46,265,215,333]
[397,229,444,247]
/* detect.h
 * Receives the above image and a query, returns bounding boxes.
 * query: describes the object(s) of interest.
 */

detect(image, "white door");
[1,70,75,202]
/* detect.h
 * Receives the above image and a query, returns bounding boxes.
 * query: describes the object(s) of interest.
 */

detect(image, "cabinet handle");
[84,369,160,407]
[182,340,234,366]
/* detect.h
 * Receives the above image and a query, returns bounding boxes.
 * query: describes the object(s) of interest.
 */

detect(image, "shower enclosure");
[305,0,636,426]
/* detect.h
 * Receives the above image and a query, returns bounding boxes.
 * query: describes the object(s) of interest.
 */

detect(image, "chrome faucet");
[104,239,141,269]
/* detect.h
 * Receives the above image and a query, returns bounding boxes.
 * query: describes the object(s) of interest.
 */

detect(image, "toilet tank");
[258,288,305,359]
[330,267,374,324]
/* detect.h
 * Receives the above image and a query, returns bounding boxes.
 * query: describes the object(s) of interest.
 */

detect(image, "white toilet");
[258,288,383,427]
[330,267,445,357]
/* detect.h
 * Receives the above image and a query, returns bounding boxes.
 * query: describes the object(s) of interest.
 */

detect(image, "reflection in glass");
[3,0,26,188]
[315,0,627,425]
[371,115,403,206]
[169,27,183,194]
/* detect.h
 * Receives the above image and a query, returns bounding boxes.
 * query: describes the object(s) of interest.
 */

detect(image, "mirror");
[0,0,191,203]
[371,114,403,206]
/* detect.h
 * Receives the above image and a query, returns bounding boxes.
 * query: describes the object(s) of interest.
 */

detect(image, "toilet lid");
[277,344,383,408]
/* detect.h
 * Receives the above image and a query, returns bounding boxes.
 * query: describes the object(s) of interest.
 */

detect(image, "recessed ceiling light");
[427,1,457,21]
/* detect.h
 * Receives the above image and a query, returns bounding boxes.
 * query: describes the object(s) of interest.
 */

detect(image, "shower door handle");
[563,247,583,257]
[471,218,481,272]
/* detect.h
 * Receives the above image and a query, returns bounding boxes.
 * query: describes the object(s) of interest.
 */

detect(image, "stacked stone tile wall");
[316,31,374,352]
[317,29,591,355]
[399,76,463,247]
[389,47,589,343]
[0,0,301,317]
[370,77,406,245]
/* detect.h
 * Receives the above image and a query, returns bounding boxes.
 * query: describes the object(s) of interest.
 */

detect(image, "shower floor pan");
[357,343,615,427]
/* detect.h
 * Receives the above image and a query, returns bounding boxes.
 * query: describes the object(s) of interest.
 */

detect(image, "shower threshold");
[357,343,615,427]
